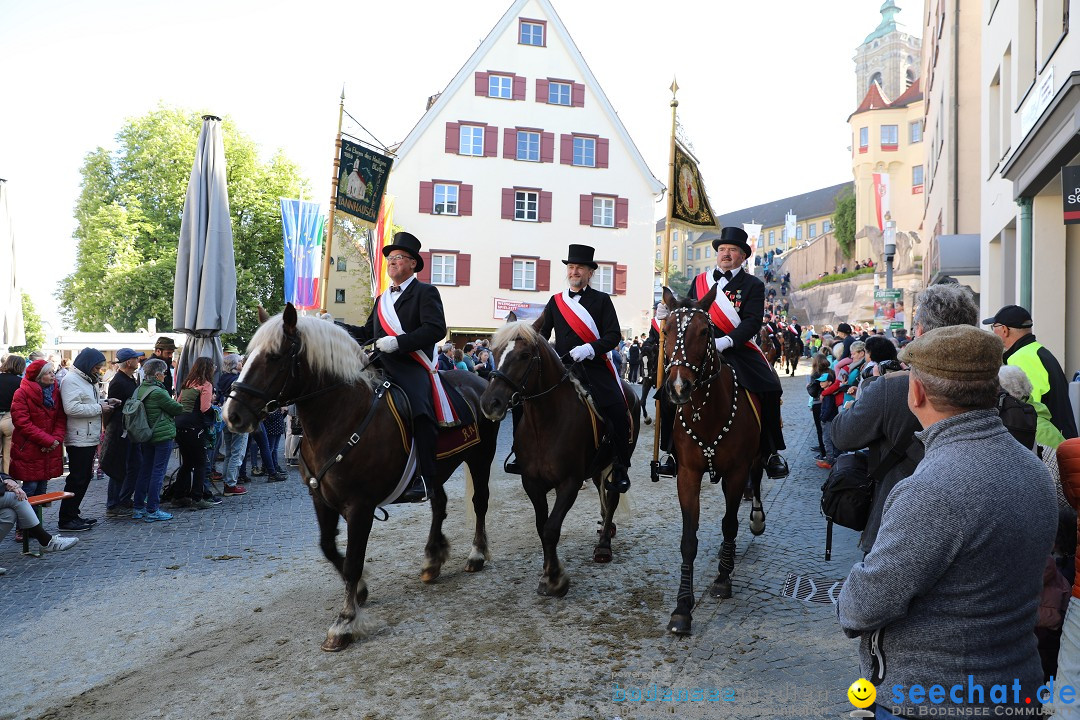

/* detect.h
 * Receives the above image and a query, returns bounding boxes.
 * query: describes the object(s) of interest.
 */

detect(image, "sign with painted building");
[874,288,905,330]
[336,138,393,226]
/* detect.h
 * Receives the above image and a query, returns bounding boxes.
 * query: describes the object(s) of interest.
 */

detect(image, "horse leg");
[464,460,491,572]
[312,492,344,577]
[710,471,748,600]
[593,472,619,563]
[534,480,579,598]
[749,462,767,536]
[640,382,652,424]
[322,506,375,652]
[668,473,701,635]
[420,480,450,583]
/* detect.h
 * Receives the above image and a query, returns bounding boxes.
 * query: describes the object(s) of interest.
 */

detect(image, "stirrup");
[503,451,521,475]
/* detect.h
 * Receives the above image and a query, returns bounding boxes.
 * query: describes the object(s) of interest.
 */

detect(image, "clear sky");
[0,0,917,332]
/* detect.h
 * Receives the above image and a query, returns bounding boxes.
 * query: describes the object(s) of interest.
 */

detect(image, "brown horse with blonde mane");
[661,286,766,635]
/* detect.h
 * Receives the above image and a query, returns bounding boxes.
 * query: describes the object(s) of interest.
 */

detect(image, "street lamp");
[883,220,896,291]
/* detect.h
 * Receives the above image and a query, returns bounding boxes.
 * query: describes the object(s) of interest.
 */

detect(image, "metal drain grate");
[781,573,845,604]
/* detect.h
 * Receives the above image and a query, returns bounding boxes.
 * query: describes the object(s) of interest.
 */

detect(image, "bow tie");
[713,269,733,282]
[390,285,402,293]
[568,289,583,298]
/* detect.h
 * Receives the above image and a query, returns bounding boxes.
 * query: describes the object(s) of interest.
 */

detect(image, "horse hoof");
[593,546,612,563]
[750,521,766,537]
[667,614,692,635]
[420,567,441,583]
[321,633,353,652]
[537,578,570,598]
[644,417,653,425]
[709,578,732,599]
[464,558,485,573]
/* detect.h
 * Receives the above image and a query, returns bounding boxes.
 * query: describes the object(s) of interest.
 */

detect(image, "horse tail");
[465,463,476,527]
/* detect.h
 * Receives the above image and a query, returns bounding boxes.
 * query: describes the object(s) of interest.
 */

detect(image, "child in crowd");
[816,368,841,470]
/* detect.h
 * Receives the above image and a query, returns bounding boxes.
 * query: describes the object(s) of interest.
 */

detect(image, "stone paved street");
[1,364,867,720]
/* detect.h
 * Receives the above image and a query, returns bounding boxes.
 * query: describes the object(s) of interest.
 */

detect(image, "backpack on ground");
[122,386,155,443]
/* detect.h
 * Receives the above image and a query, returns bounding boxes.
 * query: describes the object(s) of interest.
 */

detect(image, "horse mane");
[491,321,544,356]
[247,314,378,387]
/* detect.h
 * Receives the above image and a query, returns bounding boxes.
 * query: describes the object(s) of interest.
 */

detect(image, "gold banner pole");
[319,88,345,313]
[653,78,678,465]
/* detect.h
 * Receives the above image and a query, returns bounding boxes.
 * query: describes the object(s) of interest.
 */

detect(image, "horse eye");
[267,352,281,361]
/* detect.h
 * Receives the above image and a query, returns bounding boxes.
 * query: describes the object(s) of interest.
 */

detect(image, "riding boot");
[759,392,789,479]
[651,392,678,480]
[504,406,522,475]
[602,404,632,494]
[395,416,436,503]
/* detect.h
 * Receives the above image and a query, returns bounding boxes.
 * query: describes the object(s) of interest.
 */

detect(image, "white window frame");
[705,247,711,258]
[334,289,346,303]
[459,125,484,156]
[520,21,544,46]
[859,126,869,148]
[595,264,614,294]
[514,190,539,222]
[823,219,832,233]
[488,75,512,99]
[336,257,347,271]
[796,225,803,241]
[912,165,924,187]
[809,223,817,238]
[768,230,775,245]
[672,246,678,261]
[910,120,923,144]
[592,196,615,227]
[881,124,899,146]
[433,183,459,216]
[549,82,571,105]
[431,253,457,286]
[572,136,596,167]
[516,130,540,162]
[512,258,536,290]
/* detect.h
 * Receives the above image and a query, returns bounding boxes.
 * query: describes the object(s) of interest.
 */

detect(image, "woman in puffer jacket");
[9,360,66,498]
[57,347,117,532]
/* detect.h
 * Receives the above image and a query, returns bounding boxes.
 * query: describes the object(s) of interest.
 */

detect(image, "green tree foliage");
[9,292,46,354]
[833,190,856,259]
[664,271,693,301]
[58,105,308,345]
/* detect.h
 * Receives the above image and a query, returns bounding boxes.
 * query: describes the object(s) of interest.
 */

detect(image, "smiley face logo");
[847,678,876,709]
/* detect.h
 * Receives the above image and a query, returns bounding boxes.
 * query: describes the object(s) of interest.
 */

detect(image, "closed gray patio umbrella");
[0,179,25,350]
[173,115,236,390]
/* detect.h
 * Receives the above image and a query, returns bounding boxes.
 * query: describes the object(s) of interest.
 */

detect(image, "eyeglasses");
[386,254,413,263]
[991,323,1005,330]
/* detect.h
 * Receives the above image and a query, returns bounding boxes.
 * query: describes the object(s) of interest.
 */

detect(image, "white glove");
[714,337,734,353]
[375,336,399,353]
[569,344,595,362]
[655,303,670,321]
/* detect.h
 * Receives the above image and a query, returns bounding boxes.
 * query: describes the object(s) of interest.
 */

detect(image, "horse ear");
[662,286,677,309]
[283,303,298,333]
[506,311,518,323]
[700,282,719,310]
[257,305,270,324]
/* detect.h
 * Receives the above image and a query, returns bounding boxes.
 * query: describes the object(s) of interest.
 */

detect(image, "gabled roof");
[712,181,853,230]
[888,77,922,108]
[850,78,923,119]
[392,0,663,195]
[851,82,891,116]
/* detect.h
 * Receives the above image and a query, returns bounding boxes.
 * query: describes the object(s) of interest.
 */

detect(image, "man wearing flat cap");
[984,304,1077,440]
[657,227,788,479]
[838,325,1056,717]
[340,231,446,503]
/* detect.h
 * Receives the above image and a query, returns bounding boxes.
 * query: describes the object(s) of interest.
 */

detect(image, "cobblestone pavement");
[1,363,866,720]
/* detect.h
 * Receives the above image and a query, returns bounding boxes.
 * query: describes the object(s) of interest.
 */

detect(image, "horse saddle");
[384,378,482,460]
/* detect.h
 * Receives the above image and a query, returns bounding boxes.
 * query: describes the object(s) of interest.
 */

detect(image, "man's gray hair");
[910,366,999,411]
[913,284,978,333]
[143,358,168,377]
[222,354,242,374]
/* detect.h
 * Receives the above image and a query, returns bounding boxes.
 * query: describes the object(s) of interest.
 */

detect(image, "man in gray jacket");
[837,325,1056,718]
[831,283,979,553]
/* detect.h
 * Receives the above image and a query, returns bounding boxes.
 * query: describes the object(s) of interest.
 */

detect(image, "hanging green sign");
[336,138,393,226]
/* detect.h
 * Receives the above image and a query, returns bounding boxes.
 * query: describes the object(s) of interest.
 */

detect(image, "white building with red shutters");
[385,0,663,342]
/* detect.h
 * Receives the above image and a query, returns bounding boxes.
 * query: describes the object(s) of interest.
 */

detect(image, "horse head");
[662,284,721,406]
[480,309,548,421]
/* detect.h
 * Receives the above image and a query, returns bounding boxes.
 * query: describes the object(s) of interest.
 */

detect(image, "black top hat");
[712,227,752,256]
[383,231,425,273]
[562,244,598,270]
[981,304,1033,329]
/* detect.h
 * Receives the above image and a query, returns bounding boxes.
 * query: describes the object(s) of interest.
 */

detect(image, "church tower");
[853,0,922,104]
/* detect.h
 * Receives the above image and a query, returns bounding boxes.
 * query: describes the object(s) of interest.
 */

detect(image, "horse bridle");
[488,346,570,409]
[228,331,346,420]
[664,308,726,394]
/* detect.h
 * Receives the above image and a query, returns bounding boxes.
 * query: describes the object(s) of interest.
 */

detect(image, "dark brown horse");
[638,340,658,425]
[223,304,500,651]
[480,312,641,596]
[780,327,800,376]
[758,327,780,369]
[661,286,766,635]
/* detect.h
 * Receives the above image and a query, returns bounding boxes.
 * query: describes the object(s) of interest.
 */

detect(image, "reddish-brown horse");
[224,304,500,651]
[758,327,780,369]
[780,327,801,376]
[480,311,640,596]
[661,286,766,635]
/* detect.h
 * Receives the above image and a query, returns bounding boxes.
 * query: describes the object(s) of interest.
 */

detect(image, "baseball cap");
[115,348,144,362]
[981,304,1033,329]
[815,373,831,382]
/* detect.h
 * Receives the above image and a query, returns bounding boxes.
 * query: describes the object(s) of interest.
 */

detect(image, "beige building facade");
[981,0,1080,373]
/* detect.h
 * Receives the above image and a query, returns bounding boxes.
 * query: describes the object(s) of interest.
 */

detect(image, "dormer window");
[519,19,545,46]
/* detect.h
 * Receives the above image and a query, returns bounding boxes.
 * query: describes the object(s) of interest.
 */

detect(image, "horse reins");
[488,348,572,408]
[229,333,348,419]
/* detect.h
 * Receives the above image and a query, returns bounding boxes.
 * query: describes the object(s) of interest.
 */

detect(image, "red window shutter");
[445,122,460,154]
[536,79,549,103]
[499,257,513,289]
[484,125,498,157]
[503,128,516,159]
[540,132,554,163]
[513,75,526,100]
[539,191,552,223]
[615,197,629,228]
[614,264,627,295]
[457,254,471,287]
[475,72,489,96]
[597,138,610,168]
[560,134,573,165]
[572,82,585,107]
[579,194,593,225]
[419,181,434,214]
[459,184,473,216]
[537,259,551,291]
[417,252,432,283]
[501,188,515,219]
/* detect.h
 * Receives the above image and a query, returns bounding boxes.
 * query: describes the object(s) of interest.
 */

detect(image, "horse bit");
[488,348,570,408]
